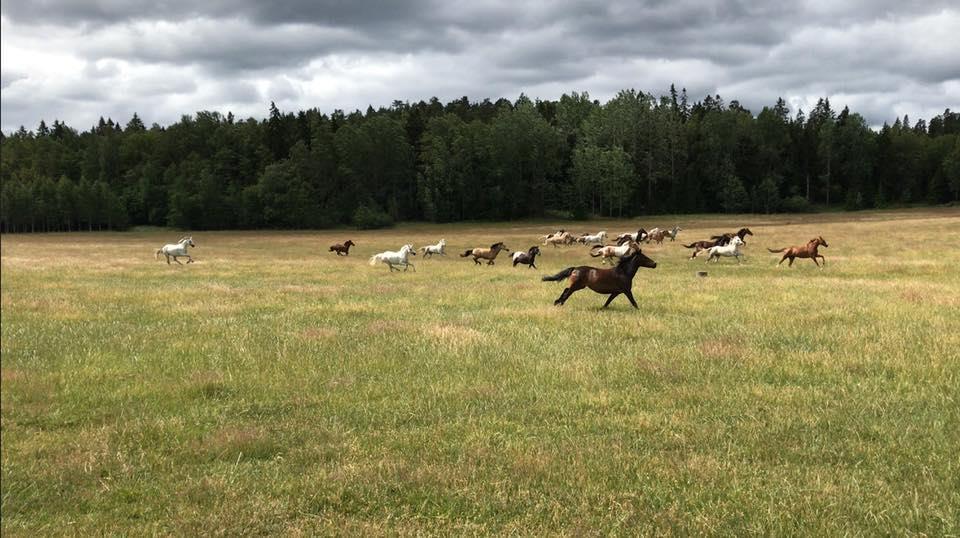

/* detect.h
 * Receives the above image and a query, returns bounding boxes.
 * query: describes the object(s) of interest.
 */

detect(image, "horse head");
[345,240,355,247]
[182,236,196,247]
[403,244,416,255]
[491,242,508,252]
[815,236,828,248]
[618,250,657,277]
[529,246,541,256]
[730,236,745,246]
[739,228,753,237]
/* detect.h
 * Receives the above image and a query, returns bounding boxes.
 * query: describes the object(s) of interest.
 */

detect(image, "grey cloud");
[1,0,958,132]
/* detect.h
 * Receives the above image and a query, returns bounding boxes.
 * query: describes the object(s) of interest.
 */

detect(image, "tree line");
[2,88,958,232]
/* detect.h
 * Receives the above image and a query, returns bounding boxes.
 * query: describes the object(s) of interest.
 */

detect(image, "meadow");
[2,208,959,535]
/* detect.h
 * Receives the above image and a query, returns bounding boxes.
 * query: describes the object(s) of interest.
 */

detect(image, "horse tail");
[542,267,575,282]
[460,250,472,257]
[683,243,697,248]
[767,247,787,253]
[589,245,604,257]
[368,254,380,266]
[155,249,162,260]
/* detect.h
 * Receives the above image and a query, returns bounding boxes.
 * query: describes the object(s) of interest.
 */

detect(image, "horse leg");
[817,255,826,268]
[624,290,639,309]
[409,262,416,272]
[165,254,171,265]
[530,262,536,269]
[487,260,494,265]
[810,257,820,268]
[173,256,183,265]
[554,287,577,306]
[187,255,194,264]
[601,292,621,309]
[474,257,481,265]
[788,257,795,267]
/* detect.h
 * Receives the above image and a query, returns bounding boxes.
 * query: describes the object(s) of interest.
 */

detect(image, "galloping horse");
[616,228,648,244]
[419,239,446,258]
[684,227,753,258]
[590,240,640,265]
[647,226,683,245]
[542,250,657,309]
[712,227,753,245]
[768,236,828,268]
[461,242,509,265]
[705,236,745,263]
[512,246,541,269]
[544,231,575,247]
[329,239,355,256]
[369,244,416,272]
[577,231,608,245]
[155,236,196,264]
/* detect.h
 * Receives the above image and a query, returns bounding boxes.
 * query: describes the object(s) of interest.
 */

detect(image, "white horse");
[590,240,640,265]
[578,231,607,245]
[419,239,446,258]
[369,244,416,271]
[664,225,683,241]
[155,236,196,264]
[705,236,744,264]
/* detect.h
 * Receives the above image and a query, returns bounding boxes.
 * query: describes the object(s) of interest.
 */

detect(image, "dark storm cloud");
[1,0,958,132]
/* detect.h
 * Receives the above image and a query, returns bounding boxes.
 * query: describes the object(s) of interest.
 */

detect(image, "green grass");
[2,208,959,535]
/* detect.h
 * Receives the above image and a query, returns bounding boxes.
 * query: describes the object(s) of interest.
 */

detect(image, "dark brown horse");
[512,246,541,269]
[685,227,753,259]
[329,239,355,256]
[768,236,828,267]
[712,227,753,245]
[542,250,657,308]
[461,242,509,265]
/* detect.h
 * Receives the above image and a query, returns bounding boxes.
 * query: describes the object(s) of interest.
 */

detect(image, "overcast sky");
[2,1,958,133]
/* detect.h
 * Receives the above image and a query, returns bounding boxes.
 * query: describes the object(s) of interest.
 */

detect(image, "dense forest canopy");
[1,88,958,232]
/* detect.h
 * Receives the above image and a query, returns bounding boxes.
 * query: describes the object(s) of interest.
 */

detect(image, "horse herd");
[154,227,829,308]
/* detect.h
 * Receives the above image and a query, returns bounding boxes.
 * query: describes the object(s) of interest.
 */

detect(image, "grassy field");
[2,208,959,535]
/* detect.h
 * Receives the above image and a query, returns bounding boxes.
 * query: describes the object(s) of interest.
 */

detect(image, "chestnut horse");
[768,236,828,268]
[329,239,355,256]
[542,250,657,308]
[512,246,541,269]
[461,242,509,265]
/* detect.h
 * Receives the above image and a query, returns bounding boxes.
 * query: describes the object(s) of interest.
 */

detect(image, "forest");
[1,88,958,232]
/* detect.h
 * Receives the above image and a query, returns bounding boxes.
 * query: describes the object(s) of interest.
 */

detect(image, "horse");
[664,226,683,241]
[705,236,745,263]
[512,246,541,269]
[329,239,355,256]
[577,231,607,245]
[544,231,575,247]
[155,236,196,265]
[712,227,754,246]
[590,240,641,265]
[768,236,828,268]
[461,242,509,265]
[369,244,416,272]
[684,228,752,258]
[542,250,657,309]
[419,239,446,258]
[616,228,648,245]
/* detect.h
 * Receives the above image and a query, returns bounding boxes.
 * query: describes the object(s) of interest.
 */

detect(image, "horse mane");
[490,242,502,249]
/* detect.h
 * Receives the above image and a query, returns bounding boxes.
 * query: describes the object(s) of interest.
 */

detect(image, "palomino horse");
[705,236,745,263]
[590,240,640,265]
[369,244,416,271]
[419,239,446,257]
[543,231,575,247]
[512,246,541,269]
[155,236,196,264]
[768,236,828,268]
[542,250,657,308]
[461,242,509,265]
[329,240,355,256]
[616,228,648,244]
